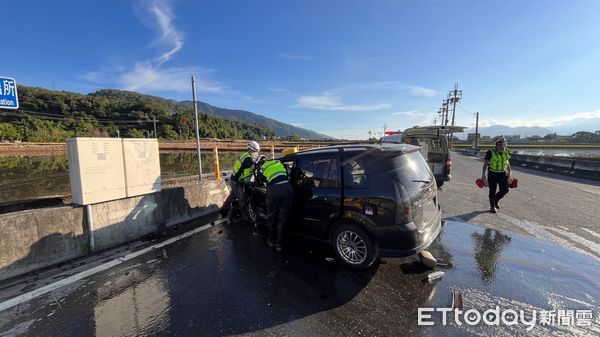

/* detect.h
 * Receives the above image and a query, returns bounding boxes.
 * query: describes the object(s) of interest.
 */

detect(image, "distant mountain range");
[182,101,330,140]
[461,125,555,139]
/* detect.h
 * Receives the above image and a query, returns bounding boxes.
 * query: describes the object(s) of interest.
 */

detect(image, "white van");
[381,125,466,187]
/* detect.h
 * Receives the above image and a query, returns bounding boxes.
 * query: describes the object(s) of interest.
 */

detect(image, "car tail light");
[447,156,452,172]
[394,182,413,224]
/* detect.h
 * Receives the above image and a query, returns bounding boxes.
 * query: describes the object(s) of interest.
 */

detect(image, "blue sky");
[4,0,600,138]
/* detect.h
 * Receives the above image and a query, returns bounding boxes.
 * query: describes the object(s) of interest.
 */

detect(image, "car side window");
[343,158,367,188]
[281,160,294,176]
[297,157,341,189]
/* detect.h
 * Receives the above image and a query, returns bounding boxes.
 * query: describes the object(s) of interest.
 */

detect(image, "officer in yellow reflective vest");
[481,136,511,213]
[256,156,293,251]
[228,141,261,223]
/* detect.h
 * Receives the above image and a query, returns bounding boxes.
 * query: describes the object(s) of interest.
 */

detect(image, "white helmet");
[247,141,260,153]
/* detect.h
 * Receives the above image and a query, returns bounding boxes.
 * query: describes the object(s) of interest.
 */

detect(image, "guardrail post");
[214,146,221,180]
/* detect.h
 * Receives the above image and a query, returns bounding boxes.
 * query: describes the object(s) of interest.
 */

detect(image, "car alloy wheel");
[336,230,368,265]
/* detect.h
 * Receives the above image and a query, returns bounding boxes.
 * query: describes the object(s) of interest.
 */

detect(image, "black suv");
[245,144,442,269]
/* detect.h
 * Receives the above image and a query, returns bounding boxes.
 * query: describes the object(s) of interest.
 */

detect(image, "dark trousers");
[266,182,293,246]
[222,180,238,218]
[488,171,509,202]
[234,180,250,221]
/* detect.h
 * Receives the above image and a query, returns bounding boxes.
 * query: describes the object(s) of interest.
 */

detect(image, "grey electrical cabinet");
[67,138,127,205]
[67,138,162,205]
[122,138,161,197]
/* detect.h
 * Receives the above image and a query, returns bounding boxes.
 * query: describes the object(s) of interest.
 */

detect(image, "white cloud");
[119,63,223,93]
[297,94,391,111]
[81,0,228,95]
[269,87,289,92]
[79,71,106,83]
[477,110,600,128]
[391,110,431,117]
[280,53,312,60]
[404,85,438,97]
[147,0,184,66]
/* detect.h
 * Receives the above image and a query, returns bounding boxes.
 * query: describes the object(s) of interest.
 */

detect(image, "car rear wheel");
[333,224,378,269]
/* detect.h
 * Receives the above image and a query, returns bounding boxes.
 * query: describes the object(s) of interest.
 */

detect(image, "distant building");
[526,135,543,143]
[505,135,521,142]
[467,133,480,142]
[481,135,491,141]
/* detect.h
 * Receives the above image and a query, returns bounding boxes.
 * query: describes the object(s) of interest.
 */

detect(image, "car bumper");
[375,207,443,258]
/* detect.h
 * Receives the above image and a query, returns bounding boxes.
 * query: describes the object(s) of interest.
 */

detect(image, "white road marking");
[582,228,600,240]
[548,292,596,308]
[545,227,600,256]
[0,219,226,313]
[498,214,596,259]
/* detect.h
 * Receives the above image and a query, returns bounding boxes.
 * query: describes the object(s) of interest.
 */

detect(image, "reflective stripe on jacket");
[260,160,288,183]
[233,152,254,181]
[489,149,510,173]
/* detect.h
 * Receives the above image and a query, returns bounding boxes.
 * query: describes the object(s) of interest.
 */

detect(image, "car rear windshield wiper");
[411,179,431,183]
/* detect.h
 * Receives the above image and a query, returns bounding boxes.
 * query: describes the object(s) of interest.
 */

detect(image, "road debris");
[427,271,445,282]
[418,250,437,268]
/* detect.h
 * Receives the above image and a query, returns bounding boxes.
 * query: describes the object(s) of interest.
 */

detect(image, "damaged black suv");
[246,144,443,269]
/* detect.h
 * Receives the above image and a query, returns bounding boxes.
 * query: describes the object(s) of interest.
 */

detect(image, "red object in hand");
[509,177,518,188]
[476,178,485,188]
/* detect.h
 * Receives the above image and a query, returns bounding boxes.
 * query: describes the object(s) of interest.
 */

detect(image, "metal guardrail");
[510,154,600,180]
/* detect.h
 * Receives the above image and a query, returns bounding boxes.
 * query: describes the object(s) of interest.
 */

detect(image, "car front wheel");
[333,224,378,269]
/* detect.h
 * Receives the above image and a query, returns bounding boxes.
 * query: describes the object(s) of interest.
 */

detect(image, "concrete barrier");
[0,207,86,282]
[0,179,229,281]
[572,159,600,180]
[510,154,600,180]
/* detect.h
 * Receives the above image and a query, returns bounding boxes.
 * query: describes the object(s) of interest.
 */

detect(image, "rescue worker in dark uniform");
[256,156,293,251]
[228,141,260,223]
[481,136,511,213]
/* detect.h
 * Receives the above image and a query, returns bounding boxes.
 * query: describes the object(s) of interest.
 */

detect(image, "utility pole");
[448,83,462,147]
[475,112,479,150]
[152,116,157,138]
[442,99,449,125]
[383,124,387,135]
[449,83,462,128]
[191,76,203,180]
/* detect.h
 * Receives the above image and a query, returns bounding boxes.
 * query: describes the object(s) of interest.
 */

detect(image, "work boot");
[489,198,497,214]
[494,199,500,210]
[267,238,275,247]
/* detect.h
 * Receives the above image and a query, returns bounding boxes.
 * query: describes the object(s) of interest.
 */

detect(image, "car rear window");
[342,158,367,188]
[390,151,433,190]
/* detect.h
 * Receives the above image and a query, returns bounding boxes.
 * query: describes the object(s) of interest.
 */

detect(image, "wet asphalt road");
[1,215,599,336]
[1,153,600,336]
[439,153,600,259]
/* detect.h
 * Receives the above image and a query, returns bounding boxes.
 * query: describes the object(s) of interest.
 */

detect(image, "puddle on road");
[423,221,600,336]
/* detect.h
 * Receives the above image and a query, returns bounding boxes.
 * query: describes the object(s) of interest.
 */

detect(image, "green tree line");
[0,86,276,142]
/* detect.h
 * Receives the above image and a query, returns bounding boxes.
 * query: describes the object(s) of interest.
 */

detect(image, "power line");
[0,109,159,125]
[457,103,476,116]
